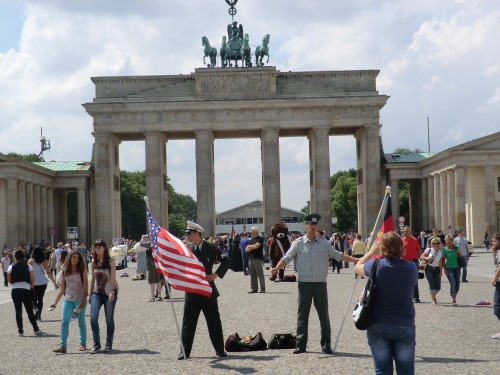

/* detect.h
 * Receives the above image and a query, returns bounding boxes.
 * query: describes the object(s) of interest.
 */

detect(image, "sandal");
[79,345,87,351]
[53,347,67,354]
[147,297,155,302]
[432,301,437,306]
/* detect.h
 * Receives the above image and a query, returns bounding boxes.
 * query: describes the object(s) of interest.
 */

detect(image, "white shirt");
[423,248,442,267]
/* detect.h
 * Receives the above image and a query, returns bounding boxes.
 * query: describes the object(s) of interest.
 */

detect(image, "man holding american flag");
[178,221,231,360]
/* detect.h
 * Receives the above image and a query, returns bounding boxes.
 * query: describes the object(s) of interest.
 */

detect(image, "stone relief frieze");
[200,76,271,94]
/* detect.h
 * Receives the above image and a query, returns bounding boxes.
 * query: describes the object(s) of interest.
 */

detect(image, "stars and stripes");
[147,208,212,298]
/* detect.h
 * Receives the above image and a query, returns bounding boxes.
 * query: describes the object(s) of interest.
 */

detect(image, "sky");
[1,0,499,213]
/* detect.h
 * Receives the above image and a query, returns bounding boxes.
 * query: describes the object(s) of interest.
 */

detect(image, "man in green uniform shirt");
[271,213,359,354]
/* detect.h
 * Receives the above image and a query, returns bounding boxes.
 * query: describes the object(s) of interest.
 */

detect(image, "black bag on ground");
[267,333,296,349]
[352,259,379,331]
[225,332,268,352]
[225,333,246,352]
[282,274,296,282]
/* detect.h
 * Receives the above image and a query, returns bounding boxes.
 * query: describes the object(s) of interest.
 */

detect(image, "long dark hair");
[32,246,45,264]
[63,252,85,281]
[93,239,111,269]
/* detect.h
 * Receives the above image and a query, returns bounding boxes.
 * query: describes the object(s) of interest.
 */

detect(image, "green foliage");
[392,147,424,154]
[7,152,44,162]
[331,174,358,231]
[301,201,310,215]
[330,168,356,189]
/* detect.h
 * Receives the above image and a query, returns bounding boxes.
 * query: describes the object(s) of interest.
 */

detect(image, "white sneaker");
[156,297,163,301]
[491,333,500,339]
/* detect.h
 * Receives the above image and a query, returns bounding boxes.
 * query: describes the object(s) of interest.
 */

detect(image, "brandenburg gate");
[83,67,388,239]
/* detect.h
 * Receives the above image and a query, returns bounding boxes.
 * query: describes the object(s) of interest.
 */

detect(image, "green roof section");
[384,152,435,164]
[32,161,92,172]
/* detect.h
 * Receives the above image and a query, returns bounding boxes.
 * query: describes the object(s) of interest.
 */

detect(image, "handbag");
[456,253,466,268]
[267,333,296,349]
[418,259,427,270]
[352,258,379,331]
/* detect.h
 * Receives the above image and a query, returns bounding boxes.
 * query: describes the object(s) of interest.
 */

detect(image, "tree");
[392,147,424,154]
[301,201,310,215]
[330,168,357,189]
[331,174,357,231]
[7,152,44,162]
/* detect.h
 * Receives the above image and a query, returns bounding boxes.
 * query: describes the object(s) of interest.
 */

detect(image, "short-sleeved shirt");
[240,237,250,254]
[442,245,460,269]
[402,236,420,261]
[422,248,442,267]
[351,240,366,256]
[7,263,33,290]
[247,235,264,260]
[453,237,469,256]
[1,256,11,272]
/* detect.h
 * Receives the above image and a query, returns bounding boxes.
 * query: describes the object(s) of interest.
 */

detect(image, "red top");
[402,236,420,260]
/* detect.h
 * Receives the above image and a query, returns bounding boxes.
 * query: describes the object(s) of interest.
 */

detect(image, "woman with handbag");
[420,237,443,306]
[440,235,463,306]
[354,232,417,375]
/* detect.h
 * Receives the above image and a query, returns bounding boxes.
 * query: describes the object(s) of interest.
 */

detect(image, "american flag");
[147,208,212,298]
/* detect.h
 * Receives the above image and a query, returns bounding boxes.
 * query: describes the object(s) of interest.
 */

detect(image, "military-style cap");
[185,221,205,233]
[304,213,321,224]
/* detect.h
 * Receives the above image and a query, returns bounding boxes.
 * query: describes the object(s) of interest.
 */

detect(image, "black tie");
[195,245,200,257]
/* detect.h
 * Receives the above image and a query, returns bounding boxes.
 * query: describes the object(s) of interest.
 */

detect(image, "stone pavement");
[1,251,499,375]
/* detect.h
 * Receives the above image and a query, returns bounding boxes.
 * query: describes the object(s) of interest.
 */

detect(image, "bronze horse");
[202,36,217,68]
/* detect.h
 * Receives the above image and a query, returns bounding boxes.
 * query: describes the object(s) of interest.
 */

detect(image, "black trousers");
[181,297,225,357]
[11,288,40,334]
[32,284,47,319]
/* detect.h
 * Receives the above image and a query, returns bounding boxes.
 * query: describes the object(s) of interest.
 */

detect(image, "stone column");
[484,166,497,235]
[308,126,332,236]
[93,132,121,242]
[195,129,216,237]
[6,179,19,247]
[33,184,41,244]
[409,181,422,230]
[77,187,88,246]
[261,128,281,233]
[454,167,465,231]
[17,180,27,244]
[145,132,168,228]
[421,178,429,230]
[440,171,448,233]
[433,174,441,232]
[446,169,455,233]
[390,178,400,232]
[55,189,68,243]
[40,186,48,241]
[427,176,435,229]
[26,182,34,243]
[47,188,54,234]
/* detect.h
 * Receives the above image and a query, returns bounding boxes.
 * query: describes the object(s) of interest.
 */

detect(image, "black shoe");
[178,353,189,360]
[247,290,257,294]
[293,348,306,354]
[414,299,421,303]
[216,351,227,357]
[322,347,333,354]
[104,345,112,352]
[90,346,101,354]
[462,280,469,282]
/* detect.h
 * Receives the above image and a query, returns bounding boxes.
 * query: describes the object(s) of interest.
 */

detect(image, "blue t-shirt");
[364,258,417,327]
[240,237,249,254]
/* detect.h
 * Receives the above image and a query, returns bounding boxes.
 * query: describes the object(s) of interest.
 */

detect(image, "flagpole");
[332,186,392,354]
[144,196,187,360]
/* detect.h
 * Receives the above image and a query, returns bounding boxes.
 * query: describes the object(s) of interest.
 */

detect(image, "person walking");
[27,246,58,321]
[490,232,500,339]
[351,233,366,279]
[271,213,359,354]
[440,235,463,306]
[402,226,422,303]
[453,229,470,282]
[354,232,417,375]
[245,227,266,293]
[179,221,231,360]
[89,239,118,353]
[50,251,88,353]
[7,249,45,337]
[420,237,443,305]
[2,250,11,287]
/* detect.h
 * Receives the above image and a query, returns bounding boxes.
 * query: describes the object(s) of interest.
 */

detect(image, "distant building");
[215,200,306,235]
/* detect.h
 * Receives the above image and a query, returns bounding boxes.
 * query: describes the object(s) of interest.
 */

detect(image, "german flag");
[231,223,235,241]
[366,186,395,249]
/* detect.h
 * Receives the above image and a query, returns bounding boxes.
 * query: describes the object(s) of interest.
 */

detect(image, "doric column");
[427,176,434,229]
[145,132,168,227]
[433,174,441,231]
[33,184,41,244]
[439,171,448,233]
[195,129,216,237]
[308,126,332,236]
[447,170,455,233]
[25,182,34,243]
[93,132,121,242]
[409,181,422,230]
[17,180,27,244]
[40,186,48,241]
[77,187,88,246]
[484,166,497,235]
[6,179,19,247]
[421,178,429,230]
[54,189,68,243]
[47,188,54,234]
[261,127,281,233]
[454,166,465,230]
[390,178,400,231]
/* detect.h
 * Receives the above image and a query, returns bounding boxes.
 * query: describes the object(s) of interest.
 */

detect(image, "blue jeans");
[460,256,469,281]
[494,281,500,321]
[90,293,117,348]
[367,323,416,375]
[446,268,460,297]
[424,266,441,292]
[242,252,249,274]
[61,300,87,348]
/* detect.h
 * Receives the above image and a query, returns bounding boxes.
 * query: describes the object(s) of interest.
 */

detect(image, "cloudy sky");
[1,0,499,213]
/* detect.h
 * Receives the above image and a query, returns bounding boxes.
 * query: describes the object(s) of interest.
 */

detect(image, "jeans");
[446,268,460,297]
[32,284,48,319]
[61,300,87,348]
[11,288,40,334]
[248,258,265,292]
[494,281,500,321]
[3,271,7,286]
[424,266,441,292]
[367,323,416,375]
[242,253,249,274]
[90,293,117,348]
[460,256,469,281]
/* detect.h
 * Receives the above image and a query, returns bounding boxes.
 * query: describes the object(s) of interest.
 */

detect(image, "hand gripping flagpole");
[332,186,392,354]
[144,196,187,360]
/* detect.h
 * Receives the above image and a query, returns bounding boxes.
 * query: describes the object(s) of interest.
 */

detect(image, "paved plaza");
[0,250,499,374]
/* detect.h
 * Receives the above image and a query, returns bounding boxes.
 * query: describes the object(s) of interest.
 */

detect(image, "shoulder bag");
[352,258,379,330]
